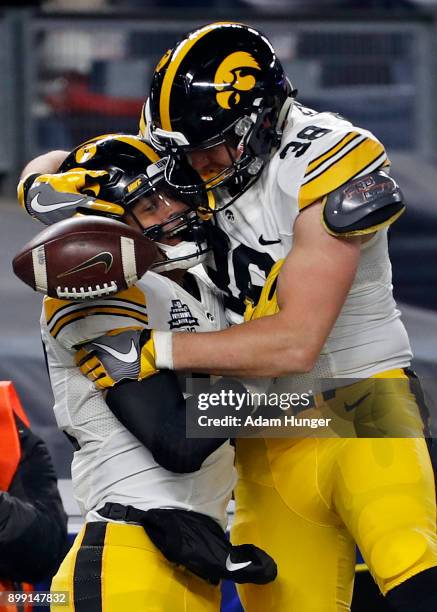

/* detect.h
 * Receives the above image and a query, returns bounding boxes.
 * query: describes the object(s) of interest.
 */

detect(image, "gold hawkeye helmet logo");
[214,52,260,110]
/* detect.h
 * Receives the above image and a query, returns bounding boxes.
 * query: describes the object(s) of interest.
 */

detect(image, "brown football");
[12,216,158,300]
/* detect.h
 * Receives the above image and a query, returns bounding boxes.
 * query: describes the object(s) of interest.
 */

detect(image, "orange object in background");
[0,382,30,492]
[0,383,33,612]
[0,579,16,612]
[0,580,33,612]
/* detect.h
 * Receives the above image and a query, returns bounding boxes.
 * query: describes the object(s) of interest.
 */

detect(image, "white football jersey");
[208,102,412,380]
[41,265,234,526]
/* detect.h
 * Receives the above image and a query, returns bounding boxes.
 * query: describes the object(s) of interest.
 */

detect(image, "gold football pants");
[232,370,437,611]
[50,521,220,612]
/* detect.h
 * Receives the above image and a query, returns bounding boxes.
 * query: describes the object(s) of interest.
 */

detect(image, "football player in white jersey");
[17,23,437,611]
[105,23,437,612]
[30,134,276,611]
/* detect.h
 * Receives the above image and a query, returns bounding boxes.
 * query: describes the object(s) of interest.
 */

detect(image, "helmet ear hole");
[105,168,124,187]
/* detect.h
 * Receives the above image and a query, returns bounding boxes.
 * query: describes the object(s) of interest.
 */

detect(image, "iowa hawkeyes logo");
[75,143,97,164]
[214,52,260,110]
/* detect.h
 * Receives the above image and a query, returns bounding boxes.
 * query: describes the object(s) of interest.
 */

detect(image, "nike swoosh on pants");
[225,555,252,572]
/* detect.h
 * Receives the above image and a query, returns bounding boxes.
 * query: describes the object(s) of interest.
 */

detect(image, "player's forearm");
[20,150,69,180]
[106,372,228,473]
[172,312,316,377]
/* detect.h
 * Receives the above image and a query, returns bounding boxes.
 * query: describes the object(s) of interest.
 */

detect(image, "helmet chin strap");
[273,92,295,150]
[213,91,296,209]
[152,240,209,272]
[124,208,209,272]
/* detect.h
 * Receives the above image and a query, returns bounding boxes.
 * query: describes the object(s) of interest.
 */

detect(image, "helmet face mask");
[126,199,210,273]
[159,107,277,212]
[59,134,212,272]
[146,22,294,209]
[148,210,210,273]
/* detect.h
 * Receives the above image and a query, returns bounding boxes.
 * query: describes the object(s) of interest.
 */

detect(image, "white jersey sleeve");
[277,103,389,212]
[43,285,149,350]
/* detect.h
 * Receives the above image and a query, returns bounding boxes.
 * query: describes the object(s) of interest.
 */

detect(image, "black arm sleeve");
[0,421,68,583]
[106,371,246,474]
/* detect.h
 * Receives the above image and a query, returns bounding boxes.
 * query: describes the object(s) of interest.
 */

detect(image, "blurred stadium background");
[0,1,436,610]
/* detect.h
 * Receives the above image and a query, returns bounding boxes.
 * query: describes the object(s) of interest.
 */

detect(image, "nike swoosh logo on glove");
[225,555,252,572]
[92,340,138,363]
[31,192,84,213]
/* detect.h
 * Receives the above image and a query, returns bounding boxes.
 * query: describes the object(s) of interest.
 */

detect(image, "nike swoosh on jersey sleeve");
[298,133,388,210]
[43,285,148,349]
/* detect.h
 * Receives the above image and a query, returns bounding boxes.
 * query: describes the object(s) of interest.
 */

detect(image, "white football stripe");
[32,245,48,292]
[120,236,138,286]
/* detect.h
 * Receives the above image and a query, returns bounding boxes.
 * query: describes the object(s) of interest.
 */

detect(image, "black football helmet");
[60,134,213,271]
[145,22,294,209]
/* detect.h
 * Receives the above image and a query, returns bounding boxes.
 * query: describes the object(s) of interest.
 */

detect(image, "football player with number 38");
[18,22,436,612]
[139,23,436,612]
[141,22,436,612]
